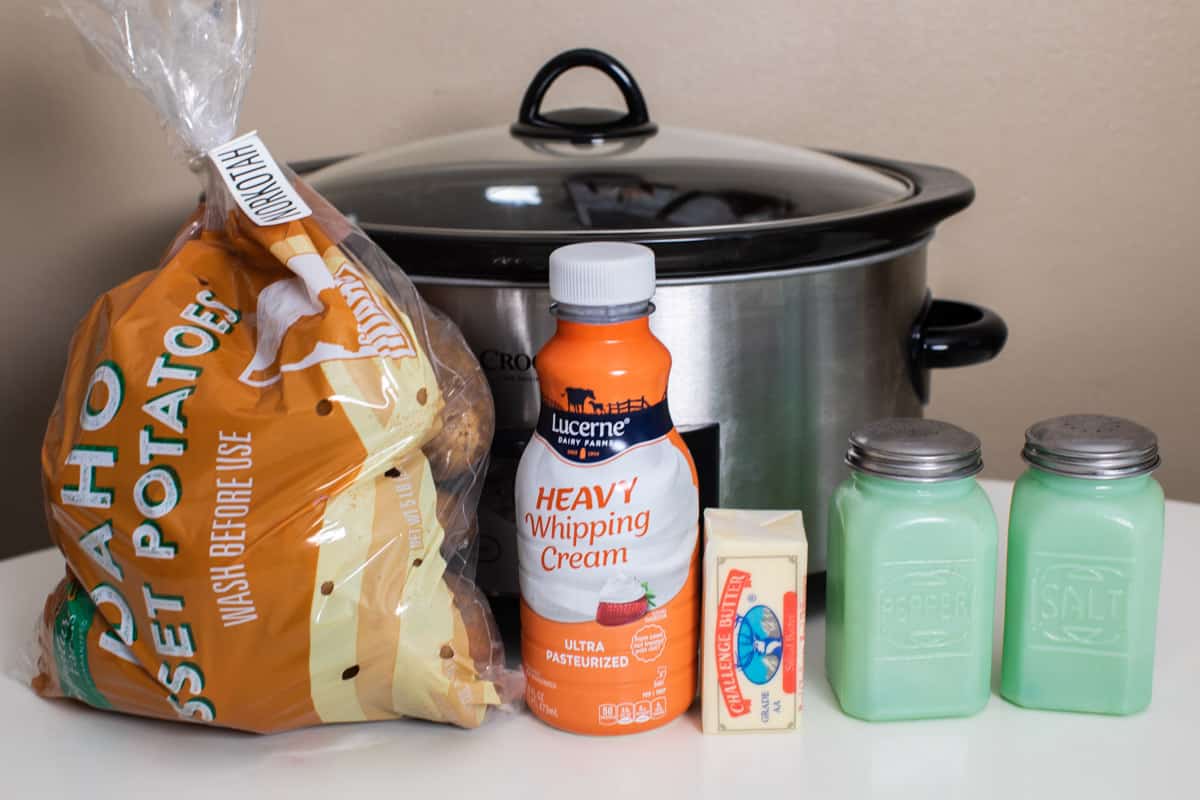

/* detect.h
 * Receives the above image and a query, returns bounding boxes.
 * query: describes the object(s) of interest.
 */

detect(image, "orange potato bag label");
[36,207,500,732]
[514,317,699,734]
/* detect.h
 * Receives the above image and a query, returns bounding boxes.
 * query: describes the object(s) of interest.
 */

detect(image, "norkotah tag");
[207,131,311,226]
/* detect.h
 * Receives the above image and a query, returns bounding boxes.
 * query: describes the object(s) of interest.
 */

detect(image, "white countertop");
[1,479,1194,799]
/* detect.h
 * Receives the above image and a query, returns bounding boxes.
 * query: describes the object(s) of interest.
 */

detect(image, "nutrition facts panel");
[0,481,1194,800]
[598,665,670,727]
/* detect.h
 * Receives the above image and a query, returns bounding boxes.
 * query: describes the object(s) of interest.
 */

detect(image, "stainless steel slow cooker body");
[307,48,1008,588]
[414,239,1005,586]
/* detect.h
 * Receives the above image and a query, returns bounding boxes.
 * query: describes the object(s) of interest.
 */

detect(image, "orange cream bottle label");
[515,242,699,735]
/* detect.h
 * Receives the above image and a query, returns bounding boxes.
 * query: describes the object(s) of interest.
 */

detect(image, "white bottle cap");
[549,242,656,307]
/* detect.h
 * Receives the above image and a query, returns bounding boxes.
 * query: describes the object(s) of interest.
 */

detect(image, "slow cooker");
[306,48,1008,592]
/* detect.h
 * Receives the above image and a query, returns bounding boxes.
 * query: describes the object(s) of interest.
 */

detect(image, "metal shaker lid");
[845,418,983,482]
[1022,414,1160,479]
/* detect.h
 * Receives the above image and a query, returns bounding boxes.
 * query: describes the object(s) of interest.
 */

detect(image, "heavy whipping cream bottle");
[516,242,700,734]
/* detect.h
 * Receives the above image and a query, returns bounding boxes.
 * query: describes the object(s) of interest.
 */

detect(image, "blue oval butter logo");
[736,605,783,685]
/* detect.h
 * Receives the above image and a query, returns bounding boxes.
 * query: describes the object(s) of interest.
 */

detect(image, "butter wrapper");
[702,509,807,733]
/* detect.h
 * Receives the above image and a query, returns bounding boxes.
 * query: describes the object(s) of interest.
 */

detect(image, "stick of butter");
[702,509,807,734]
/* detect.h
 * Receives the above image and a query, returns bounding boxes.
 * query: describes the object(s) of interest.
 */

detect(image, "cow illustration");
[563,387,595,413]
[590,400,606,414]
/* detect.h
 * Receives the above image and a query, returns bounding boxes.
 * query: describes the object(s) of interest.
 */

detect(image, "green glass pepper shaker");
[1001,414,1164,715]
[827,419,999,721]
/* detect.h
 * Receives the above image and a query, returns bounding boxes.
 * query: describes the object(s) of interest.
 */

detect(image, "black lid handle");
[511,49,657,142]
[910,294,1008,403]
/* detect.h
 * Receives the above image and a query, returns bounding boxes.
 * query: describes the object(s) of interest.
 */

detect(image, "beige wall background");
[2,0,1197,558]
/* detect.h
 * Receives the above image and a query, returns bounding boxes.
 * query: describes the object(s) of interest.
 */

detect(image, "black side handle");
[511,48,657,142]
[910,293,1008,403]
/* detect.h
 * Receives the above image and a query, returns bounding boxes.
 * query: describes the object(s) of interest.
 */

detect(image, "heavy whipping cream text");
[524,478,650,571]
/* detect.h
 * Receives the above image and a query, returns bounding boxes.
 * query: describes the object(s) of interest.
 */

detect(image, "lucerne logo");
[550,413,631,439]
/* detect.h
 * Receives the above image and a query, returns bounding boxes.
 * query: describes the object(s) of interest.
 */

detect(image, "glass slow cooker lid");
[308,49,974,281]
[315,126,912,232]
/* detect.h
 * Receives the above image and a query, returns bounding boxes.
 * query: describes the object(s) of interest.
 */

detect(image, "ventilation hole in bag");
[315,399,333,416]
[342,665,360,680]
[320,581,334,595]
[197,276,209,286]
[412,558,423,568]
[440,645,455,660]
[416,387,428,406]
[385,467,401,478]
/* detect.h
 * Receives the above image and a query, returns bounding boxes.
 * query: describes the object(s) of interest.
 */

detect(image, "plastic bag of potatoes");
[32,0,519,733]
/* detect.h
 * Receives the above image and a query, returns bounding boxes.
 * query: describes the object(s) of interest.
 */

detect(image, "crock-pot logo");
[479,349,535,373]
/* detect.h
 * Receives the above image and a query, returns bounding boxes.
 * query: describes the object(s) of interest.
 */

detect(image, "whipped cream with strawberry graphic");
[595,574,656,626]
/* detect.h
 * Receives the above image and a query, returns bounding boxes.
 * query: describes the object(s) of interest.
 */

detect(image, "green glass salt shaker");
[826,419,999,721]
[1001,415,1164,715]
